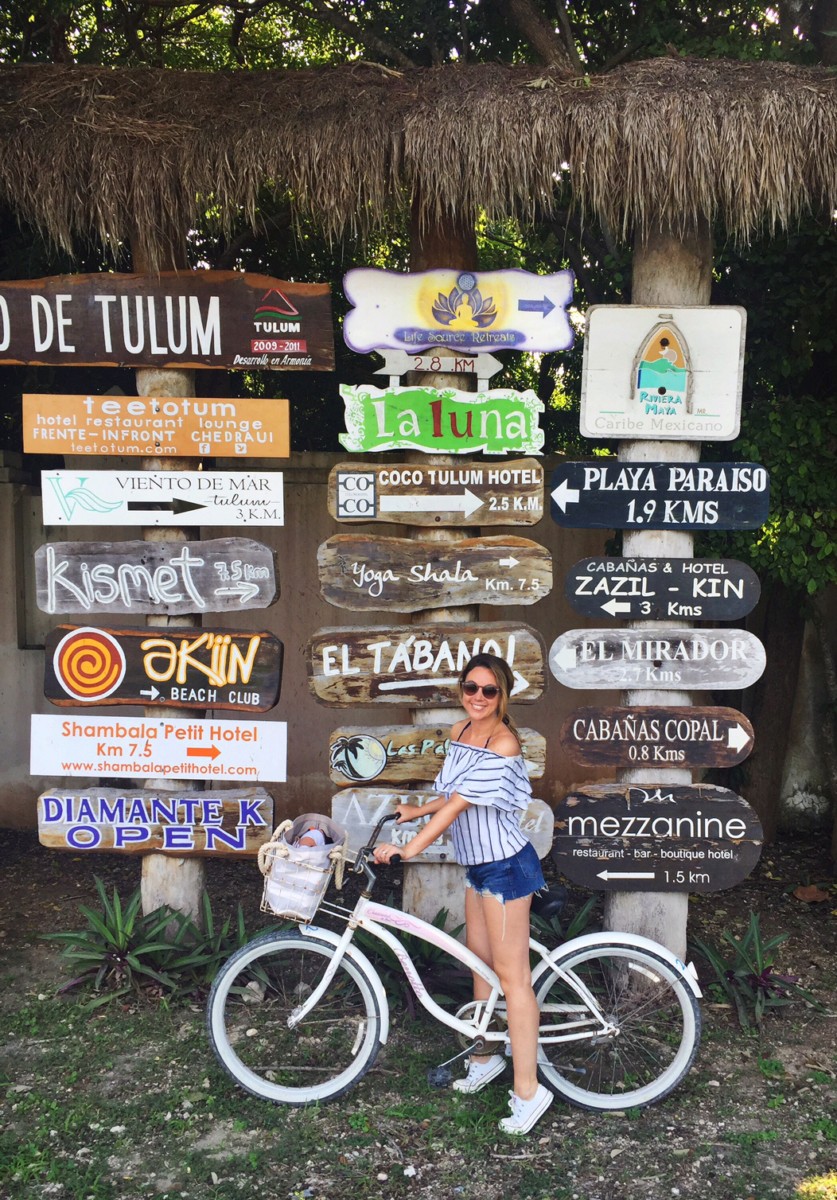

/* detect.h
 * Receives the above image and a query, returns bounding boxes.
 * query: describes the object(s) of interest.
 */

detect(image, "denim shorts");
[464,841,545,904]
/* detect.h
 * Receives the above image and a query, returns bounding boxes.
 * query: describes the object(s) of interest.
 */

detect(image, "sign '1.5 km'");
[560,706,755,769]
[565,556,761,621]
[550,461,770,530]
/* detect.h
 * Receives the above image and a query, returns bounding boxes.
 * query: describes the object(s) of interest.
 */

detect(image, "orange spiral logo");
[53,628,126,702]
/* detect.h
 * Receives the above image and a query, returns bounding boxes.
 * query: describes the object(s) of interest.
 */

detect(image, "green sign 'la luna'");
[338,384,544,455]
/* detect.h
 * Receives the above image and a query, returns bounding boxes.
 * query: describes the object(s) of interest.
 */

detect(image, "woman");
[373,652,552,1136]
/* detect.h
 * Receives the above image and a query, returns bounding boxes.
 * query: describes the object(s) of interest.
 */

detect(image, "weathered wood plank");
[560,706,754,769]
[328,725,546,785]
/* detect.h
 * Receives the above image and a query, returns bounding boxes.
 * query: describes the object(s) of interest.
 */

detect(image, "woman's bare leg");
[480,893,539,1100]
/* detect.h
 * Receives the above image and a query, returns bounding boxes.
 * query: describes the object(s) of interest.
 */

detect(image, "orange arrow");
[187,746,221,760]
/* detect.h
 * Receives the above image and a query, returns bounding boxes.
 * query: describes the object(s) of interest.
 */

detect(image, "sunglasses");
[461,681,500,698]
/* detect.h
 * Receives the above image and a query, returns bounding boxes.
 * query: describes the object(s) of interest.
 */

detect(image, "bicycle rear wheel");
[535,942,700,1111]
[207,929,383,1105]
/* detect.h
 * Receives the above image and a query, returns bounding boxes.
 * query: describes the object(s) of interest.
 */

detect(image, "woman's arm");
[374,792,470,863]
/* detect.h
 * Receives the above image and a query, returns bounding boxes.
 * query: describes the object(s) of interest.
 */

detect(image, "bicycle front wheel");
[207,929,384,1105]
[535,942,701,1111]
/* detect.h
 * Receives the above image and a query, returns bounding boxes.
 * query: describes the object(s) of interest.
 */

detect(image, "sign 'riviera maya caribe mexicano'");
[565,556,760,621]
[37,787,273,856]
[338,385,544,455]
[342,268,574,355]
[0,273,334,370]
[580,305,745,440]
[549,461,770,530]
[560,706,755,769]
[552,784,763,892]
[35,538,278,615]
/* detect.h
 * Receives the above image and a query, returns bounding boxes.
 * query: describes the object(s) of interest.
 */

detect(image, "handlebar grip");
[390,854,402,866]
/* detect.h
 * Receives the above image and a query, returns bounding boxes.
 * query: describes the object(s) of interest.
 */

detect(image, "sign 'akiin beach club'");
[0,272,334,370]
[565,556,760,621]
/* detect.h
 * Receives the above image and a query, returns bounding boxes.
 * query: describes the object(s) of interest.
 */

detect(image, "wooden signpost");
[318,534,552,611]
[549,461,770,530]
[328,725,546,786]
[560,706,755,768]
[565,556,760,621]
[333,788,554,863]
[37,786,273,856]
[328,459,543,526]
[44,625,283,712]
[374,350,503,388]
[35,538,278,615]
[338,385,544,455]
[0,272,334,370]
[552,783,763,892]
[308,622,545,706]
[549,628,766,690]
[30,714,287,782]
[41,470,285,527]
[24,394,290,458]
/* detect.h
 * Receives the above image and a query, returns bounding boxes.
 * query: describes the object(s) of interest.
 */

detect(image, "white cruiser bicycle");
[207,815,702,1112]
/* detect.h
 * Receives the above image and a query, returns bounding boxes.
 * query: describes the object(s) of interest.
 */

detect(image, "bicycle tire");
[207,929,384,1105]
[534,941,701,1111]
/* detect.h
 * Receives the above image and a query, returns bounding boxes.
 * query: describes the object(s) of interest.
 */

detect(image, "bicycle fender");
[298,924,391,1043]
[535,930,703,999]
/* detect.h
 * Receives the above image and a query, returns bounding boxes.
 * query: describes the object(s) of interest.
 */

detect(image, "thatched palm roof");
[0,58,835,260]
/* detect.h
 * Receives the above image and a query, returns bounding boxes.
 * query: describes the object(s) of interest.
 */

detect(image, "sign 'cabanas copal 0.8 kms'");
[560,705,755,769]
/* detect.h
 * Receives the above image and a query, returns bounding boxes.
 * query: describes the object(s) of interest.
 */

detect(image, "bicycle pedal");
[426,1064,454,1089]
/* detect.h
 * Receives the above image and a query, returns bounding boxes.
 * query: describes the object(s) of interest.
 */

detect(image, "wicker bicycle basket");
[258,813,349,922]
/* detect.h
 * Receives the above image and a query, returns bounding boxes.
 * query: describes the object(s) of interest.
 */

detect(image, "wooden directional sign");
[44,625,282,712]
[552,783,763,892]
[328,725,546,786]
[549,461,770,530]
[30,714,287,782]
[560,706,755,769]
[35,538,278,616]
[318,534,552,612]
[581,305,745,441]
[565,557,760,621]
[549,628,766,691]
[308,622,545,706]
[37,787,273,856]
[328,459,543,526]
[343,267,574,355]
[41,470,285,527]
[25,394,289,458]
[339,385,544,455]
[373,350,503,384]
[333,788,554,863]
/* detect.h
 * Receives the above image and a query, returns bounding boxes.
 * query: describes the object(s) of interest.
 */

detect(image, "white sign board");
[41,471,284,527]
[580,305,746,441]
[30,714,287,782]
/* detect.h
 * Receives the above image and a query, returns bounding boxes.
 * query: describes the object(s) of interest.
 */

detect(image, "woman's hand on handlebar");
[394,803,424,824]
[373,841,405,865]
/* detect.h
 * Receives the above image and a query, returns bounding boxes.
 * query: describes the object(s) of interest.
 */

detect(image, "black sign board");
[550,462,770,530]
[560,706,755,769]
[565,557,761,621]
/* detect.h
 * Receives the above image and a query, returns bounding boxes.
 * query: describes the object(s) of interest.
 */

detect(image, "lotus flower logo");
[432,272,497,330]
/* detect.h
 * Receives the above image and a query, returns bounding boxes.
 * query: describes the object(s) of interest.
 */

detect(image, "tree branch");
[494,0,577,72]
[284,0,418,70]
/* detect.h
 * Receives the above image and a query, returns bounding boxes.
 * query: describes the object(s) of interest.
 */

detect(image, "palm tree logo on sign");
[329,734,388,782]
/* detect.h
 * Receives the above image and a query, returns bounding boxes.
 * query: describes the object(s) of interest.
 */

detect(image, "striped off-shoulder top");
[432,737,532,866]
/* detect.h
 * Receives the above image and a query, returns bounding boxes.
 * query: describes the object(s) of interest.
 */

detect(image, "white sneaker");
[498,1085,554,1135]
[451,1054,506,1094]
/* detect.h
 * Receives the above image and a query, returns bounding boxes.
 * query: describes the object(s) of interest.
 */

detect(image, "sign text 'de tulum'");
[565,556,760,620]
[560,706,755,769]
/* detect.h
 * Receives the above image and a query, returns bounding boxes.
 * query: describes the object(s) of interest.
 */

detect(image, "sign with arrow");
[343,267,574,355]
[565,556,760,621]
[308,622,545,706]
[549,628,766,690]
[41,470,285,527]
[373,349,503,388]
[30,714,287,781]
[549,461,770,530]
[328,460,543,526]
[560,706,755,769]
[35,538,278,616]
[552,783,763,892]
[318,534,552,611]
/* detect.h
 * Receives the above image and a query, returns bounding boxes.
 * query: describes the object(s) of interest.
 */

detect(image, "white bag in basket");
[258,813,348,922]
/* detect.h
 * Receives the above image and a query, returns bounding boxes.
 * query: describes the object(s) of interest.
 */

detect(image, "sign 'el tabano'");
[343,267,574,355]
[24,394,289,458]
[552,784,763,892]
[549,628,766,690]
[0,272,334,370]
[30,714,287,782]
[560,706,755,769]
[44,626,283,712]
[565,556,761,621]
[35,538,278,616]
[37,787,273,856]
[318,534,552,611]
[328,725,546,787]
[338,385,544,455]
[328,460,543,526]
[308,623,545,706]
[550,461,770,530]
[41,471,285,527]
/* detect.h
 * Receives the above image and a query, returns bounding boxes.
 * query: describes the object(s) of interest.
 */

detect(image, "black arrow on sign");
[126,499,206,514]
